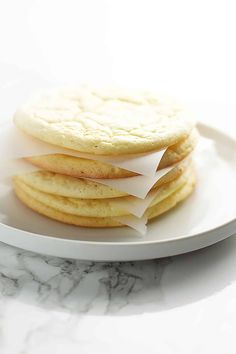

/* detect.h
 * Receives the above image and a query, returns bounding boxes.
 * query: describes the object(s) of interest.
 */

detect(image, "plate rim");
[1,122,236,248]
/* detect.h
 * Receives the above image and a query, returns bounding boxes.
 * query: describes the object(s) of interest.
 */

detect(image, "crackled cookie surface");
[14,87,194,155]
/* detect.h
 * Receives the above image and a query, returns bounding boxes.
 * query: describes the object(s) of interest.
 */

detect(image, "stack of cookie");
[12,87,197,230]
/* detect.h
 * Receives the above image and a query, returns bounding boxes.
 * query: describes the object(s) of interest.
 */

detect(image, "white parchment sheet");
[113,215,148,235]
[1,158,180,234]
[1,158,175,206]
[1,158,175,234]
[0,123,166,177]
[88,167,173,199]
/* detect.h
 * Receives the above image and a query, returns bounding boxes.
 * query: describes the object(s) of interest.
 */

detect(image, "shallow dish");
[0,123,235,261]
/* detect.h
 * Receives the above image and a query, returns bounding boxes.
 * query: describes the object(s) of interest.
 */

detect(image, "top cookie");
[14,87,195,155]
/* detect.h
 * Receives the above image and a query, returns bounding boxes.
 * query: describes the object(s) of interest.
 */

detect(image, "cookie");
[13,165,194,218]
[14,87,194,155]
[26,129,198,179]
[16,157,190,199]
[14,171,195,228]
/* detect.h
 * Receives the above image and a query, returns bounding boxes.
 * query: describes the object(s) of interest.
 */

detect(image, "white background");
[0,0,236,132]
[0,0,236,103]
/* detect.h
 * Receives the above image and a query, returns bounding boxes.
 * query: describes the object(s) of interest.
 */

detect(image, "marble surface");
[0,234,236,354]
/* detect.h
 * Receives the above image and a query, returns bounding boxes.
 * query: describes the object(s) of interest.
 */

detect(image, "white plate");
[0,123,236,261]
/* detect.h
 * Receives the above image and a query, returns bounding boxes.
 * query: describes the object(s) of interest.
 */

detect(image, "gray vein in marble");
[0,243,172,316]
[0,233,235,326]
